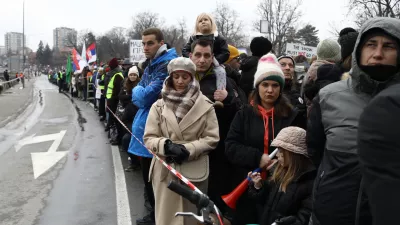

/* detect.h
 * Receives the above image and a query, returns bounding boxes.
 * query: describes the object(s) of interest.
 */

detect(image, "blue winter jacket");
[128,47,178,157]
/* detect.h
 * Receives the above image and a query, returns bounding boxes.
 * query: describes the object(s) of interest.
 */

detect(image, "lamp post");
[22,0,25,69]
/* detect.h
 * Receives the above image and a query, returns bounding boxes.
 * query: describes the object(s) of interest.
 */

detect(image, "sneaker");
[136,214,155,225]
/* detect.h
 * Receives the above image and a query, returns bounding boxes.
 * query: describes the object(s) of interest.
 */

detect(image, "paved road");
[0,75,145,225]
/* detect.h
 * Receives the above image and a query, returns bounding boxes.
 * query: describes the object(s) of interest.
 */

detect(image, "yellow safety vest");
[99,74,105,90]
[106,72,123,99]
[57,72,63,81]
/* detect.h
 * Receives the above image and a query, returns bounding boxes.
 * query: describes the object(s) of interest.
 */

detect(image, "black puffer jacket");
[225,105,306,225]
[182,34,229,64]
[358,83,400,225]
[239,56,259,98]
[248,165,316,225]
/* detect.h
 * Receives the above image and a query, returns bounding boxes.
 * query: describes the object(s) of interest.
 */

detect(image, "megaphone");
[222,148,279,209]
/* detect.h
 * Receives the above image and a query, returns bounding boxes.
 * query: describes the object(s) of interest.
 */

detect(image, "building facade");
[5,32,26,54]
[53,27,77,51]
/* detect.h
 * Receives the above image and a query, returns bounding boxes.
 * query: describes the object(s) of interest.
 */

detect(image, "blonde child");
[182,13,229,107]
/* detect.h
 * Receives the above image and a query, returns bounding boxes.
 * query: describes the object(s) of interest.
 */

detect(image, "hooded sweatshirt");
[307,17,400,225]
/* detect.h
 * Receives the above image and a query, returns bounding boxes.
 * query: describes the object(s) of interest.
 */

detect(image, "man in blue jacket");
[128,28,178,225]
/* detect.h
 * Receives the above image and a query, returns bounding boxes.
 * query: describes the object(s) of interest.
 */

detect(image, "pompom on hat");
[253,53,285,88]
[271,126,308,157]
[167,57,196,77]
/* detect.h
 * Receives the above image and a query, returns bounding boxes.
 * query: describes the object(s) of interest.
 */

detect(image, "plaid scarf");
[162,77,200,123]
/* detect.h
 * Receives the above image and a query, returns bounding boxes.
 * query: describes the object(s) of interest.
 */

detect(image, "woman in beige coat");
[143,57,220,225]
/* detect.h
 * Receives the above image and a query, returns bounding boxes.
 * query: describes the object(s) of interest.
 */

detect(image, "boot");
[136,212,155,225]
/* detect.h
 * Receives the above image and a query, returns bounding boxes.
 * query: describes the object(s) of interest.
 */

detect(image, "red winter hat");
[109,58,119,70]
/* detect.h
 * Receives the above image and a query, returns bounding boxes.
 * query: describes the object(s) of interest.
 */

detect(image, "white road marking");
[111,145,132,225]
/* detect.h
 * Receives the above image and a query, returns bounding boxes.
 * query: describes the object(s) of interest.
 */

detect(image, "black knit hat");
[316,64,342,82]
[250,37,272,57]
[338,27,359,61]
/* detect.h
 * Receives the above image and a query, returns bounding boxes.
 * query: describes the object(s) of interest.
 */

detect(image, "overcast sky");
[0,0,356,50]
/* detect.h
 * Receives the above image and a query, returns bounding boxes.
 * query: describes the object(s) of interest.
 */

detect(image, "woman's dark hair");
[342,55,352,72]
[249,86,293,117]
[294,55,307,63]
[124,75,140,95]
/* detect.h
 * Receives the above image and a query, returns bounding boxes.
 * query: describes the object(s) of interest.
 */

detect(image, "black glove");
[274,216,296,225]
[164,140,190,164]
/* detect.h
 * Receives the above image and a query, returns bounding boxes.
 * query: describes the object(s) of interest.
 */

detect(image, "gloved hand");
[164,140,190,164]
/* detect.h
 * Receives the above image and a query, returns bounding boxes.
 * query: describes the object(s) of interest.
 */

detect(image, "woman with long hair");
[119,66,141,170]
[248,126,315,225]
[225,54,305,225]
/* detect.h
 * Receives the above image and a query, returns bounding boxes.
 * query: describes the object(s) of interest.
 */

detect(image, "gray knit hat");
[167,57,196,76]
[316,39,341,63]
[271,126,308,157]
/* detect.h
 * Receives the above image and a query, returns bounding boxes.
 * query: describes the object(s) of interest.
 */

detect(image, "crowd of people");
[50,13,400,225]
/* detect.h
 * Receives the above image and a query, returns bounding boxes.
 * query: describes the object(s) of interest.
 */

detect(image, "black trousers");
[140,157,155,211]
[58,80,64,92]
[106,101,118,128]
[99,95,106,117]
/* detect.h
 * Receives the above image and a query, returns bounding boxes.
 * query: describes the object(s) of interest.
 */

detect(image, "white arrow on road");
[15,130,68,179]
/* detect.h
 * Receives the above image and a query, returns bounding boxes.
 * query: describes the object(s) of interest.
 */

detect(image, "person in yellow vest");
[105,58,124,132]
[58,70,65,93]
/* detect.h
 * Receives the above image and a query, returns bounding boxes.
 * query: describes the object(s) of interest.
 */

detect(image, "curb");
[0,84,35,128]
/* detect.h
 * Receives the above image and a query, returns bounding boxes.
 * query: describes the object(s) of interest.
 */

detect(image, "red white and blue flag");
[72,48,81,71]
[86,43,97,63]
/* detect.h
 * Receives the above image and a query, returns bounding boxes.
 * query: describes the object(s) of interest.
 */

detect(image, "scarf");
[195,66,215,81]
[251,101,275,179]
[162,77,200,123]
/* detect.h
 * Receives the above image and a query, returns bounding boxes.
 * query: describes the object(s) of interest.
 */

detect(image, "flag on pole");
[72,48,81,71]
[86,43,97,63]
[66,54,73,84]
[81,42,87,63]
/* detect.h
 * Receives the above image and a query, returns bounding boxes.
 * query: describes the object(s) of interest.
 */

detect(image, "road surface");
[0,75,145,225]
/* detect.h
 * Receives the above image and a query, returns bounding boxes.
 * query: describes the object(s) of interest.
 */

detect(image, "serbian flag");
[72,48,81,71]
[86,43,97,63]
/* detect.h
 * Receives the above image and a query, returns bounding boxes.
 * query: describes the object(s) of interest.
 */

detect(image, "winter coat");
[128,46,178,158]
[143,94,219,225]
[225,105,306,224]
[247,165,316,225]
[283,86,307,129]
[196,68,243,205]
[107,69,124,108]
[4,71,9,81]
[239,56,259,98]
[182,34,229,64]
[119,79,139,130]
[307,17,400,225]
[358,83,400,225]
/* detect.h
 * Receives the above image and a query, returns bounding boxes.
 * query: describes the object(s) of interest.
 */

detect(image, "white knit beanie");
[253,53,285,88]
[317,39,341,63]
[128,66,139,76]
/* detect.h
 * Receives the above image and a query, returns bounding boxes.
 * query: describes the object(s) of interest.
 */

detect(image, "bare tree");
[349,0,400,27]
[105,27,129,59]
[328,21,342,38]
[254,0,303,55]
[128,11,162,39]
[214,2,248,47]
[162,18,188,54]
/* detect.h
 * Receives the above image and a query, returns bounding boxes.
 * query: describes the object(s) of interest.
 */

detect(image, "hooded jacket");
[128,45,178,158]
[307,17,400,225]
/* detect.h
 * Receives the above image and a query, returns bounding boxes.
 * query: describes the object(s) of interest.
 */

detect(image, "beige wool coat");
[143,93,220,225]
